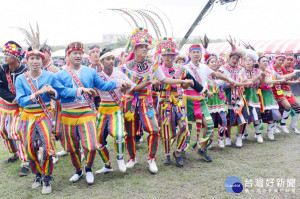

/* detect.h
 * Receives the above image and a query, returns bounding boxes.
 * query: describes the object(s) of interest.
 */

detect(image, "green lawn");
[0,97,300,199]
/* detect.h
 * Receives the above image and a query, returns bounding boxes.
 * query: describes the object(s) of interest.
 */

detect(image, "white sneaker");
[267,131,274,140]
[117,159,126,173]
[147,158,158,174]
[277,125,289,134]
[56,150,68,157]
[126,158,137,169]
[42,181,52,195]
[86,171,94,185]
[32,176,42,189]
[274,126,281,134]
[242,134,248,140]
[256,134,263,143]
[52,156,58,164]
[69,172,83,183]
[218,138,225,148]
[236,135,243,148]
[95,167,113,174]
[289,126,300,135]
[225,137,232,146]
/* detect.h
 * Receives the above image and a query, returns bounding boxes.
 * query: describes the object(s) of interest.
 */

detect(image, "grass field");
[0,98,300,199]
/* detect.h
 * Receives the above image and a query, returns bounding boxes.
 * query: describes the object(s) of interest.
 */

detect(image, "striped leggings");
[159,103,189,156]
[0,112,27,163]
[123,97,160,160]
[21,117,53,176]
[61,121,98,172]
[97,109,125,167]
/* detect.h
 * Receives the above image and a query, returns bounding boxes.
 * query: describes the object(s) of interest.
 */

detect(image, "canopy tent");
[180,39,300,55]
[51,49,65,57]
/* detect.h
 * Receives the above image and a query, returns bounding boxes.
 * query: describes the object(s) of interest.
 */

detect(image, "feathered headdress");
[109,8,170,62]
[224,35,246,61]
[242,41,258,63]
[201,34,219,64]
[17,23,46,60]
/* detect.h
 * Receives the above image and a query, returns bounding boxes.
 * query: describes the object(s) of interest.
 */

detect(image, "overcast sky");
[1,0,299,47]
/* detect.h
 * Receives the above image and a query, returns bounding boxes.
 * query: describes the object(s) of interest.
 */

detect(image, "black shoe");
[19,166,30,177]
[181,151,187,159]
[2,155,19,164]
[163,157,171,165]
[197,149,212,162]
[173,151,184,167]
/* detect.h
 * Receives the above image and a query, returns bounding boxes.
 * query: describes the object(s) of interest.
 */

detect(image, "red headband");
[67,47,84,55]
[26,50,45,60]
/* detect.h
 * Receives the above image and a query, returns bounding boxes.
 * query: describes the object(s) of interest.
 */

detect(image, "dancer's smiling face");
[258,57,268,70]
[27,55,43,71]
[68,50,83,67]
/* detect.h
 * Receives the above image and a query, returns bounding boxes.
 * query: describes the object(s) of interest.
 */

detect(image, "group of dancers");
[0,25,300,195]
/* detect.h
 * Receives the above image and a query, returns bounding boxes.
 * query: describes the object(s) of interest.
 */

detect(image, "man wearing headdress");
[121,27,194,173]
[183,43,233,161]
[156,37,205,166]
[55,41,131,184]
[0,41,29,176]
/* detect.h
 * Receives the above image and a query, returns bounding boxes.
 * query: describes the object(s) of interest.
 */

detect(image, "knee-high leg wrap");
[280,109,291,126]
[254,120,263,135]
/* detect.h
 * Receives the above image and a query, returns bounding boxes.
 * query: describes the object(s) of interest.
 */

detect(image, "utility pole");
[179,0,237,49]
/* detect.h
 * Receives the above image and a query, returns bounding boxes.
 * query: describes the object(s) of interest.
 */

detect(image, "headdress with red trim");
[224,36,246,61]
[17,23,46,60]
[201,34,219,64]
[66,41,84,55]
[2,41,25,62]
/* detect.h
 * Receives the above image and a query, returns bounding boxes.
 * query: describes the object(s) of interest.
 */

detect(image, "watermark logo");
[225,176,243,193]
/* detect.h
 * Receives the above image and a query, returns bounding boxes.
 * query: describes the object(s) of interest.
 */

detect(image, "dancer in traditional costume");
[220,38,259,148]
[281,56,300,134]
[257,55,294,140]
[156,38,205,166]
[270,55,296,133]
[243,47,264,143]
[121,27,193,173]
[15,24,85,194]
[95,48,154,174]
[0,41,29,176]
[183,42,233,161]
[55,41,130,184]
[201,37,230,148]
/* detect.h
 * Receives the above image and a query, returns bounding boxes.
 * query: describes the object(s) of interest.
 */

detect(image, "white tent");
[51,49,65,57]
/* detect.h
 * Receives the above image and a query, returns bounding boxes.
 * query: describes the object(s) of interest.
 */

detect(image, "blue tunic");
[15,70,77,108]
[55,66,120,105]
